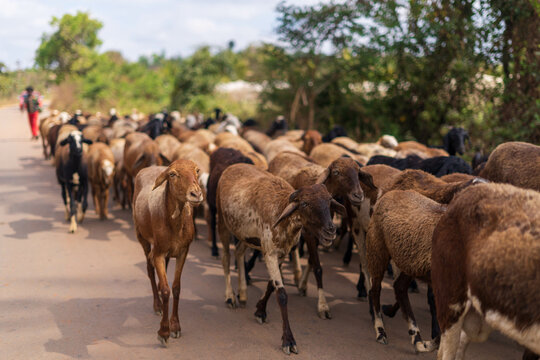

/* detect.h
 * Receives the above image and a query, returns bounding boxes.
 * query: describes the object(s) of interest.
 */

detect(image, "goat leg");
[265,254,297,355]
[254,280,275,324]
[394,273,436,353]
[306,236,330,319]
[154,256,171,346]
[235,241,248,307]
[170,248,189,339]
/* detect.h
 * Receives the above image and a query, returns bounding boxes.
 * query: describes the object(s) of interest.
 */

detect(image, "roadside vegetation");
[1,0,538,150]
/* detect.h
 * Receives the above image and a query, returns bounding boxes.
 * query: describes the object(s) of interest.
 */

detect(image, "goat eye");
[332,170,339,176]
[196,168,200,174]
[169,173,175,177]
[301,202,308,208]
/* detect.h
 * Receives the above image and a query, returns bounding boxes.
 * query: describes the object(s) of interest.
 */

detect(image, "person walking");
[19,86,42,140]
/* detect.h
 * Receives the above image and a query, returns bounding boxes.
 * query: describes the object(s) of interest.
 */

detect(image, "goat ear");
[133,153,145,170]
[316,168,330,184]
[152,169,169,191]
[358,170,376,190]
[82,138,93,145]
[331,199,346,216]
[160,153,171,166]
[60,138,69,146]
[273,202,299,228]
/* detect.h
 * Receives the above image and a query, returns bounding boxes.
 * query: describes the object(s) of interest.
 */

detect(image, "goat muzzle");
[319,226,337,247]
[348,192,364,206]
[187,190,203,206]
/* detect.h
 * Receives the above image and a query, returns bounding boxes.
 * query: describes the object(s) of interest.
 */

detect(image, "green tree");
[36,12,103,81]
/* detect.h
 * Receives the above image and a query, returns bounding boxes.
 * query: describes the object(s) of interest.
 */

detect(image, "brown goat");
[384,169,480,204]
[367,190,445,353]
[395,141,449,158]
[133,160,203,346]
[301,130,322,155]
[124,132,163,205]
[478,141,540,191]
[155,134,180,164]
[242,129,272,153]
[87,143,115,219]
[109,138,126,207]
[217,163,345,354]
[432,183,540,360]
[347,164,401,299]
[82,125,108,144]
[440,173,475,183]
[268,152,375,318]
[310,143,368,167]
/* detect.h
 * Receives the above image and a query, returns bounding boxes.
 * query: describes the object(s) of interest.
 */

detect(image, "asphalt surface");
[0,104,524,359]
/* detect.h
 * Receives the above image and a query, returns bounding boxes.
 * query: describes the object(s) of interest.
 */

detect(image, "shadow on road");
[44,296,159,358]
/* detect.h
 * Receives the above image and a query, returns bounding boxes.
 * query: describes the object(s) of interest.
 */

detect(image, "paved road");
[0,104,523,359]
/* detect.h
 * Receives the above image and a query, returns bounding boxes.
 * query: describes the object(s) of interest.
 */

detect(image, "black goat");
[56,131,92,233]
[322,125,347,143]
[367,155,471,176]
[266,116,288,137]
[140,113,171,139]
[418,156,472,176]
[443,127,470,155]
[367,154,423,170]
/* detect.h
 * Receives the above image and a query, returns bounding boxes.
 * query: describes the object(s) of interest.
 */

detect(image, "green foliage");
[36,11,103,81]
[170,46,241,111]
[265,0,539,149]
[25,6,539,150]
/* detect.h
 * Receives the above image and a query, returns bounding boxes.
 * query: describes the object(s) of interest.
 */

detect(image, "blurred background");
[0,0,538,152]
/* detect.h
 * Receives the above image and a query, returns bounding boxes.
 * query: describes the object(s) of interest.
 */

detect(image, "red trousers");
[28,111,39,136]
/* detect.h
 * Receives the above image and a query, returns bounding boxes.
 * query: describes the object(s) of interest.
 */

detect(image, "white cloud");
[0,0,326,69]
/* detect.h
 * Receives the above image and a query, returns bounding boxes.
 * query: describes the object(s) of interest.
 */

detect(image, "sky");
[0,0,321,69]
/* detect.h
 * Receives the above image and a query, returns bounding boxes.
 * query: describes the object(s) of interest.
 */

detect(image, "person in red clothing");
[19,86,42,140]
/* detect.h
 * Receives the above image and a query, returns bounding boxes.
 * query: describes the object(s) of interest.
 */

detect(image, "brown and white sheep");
[216,163,344,354]
[268,152,374,319]
[87,143,115,219]
[431,183,540,360]
[133,160,203,346]
[478,141,540,191]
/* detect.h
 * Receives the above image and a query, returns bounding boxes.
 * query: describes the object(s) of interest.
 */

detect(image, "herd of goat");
[37,109,539,359]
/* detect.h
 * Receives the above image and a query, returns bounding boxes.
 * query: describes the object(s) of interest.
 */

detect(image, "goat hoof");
[282,344,298,355]
[157,335,168,347]
[238,300,247,308]
[357,295,367,302]
[318,310,332,319]
[255,315,266,324]
[170,331,180,339]
[225,298,236,309]
[415,340,437,353]
[298,288,307,297]
[376,330,388,345]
